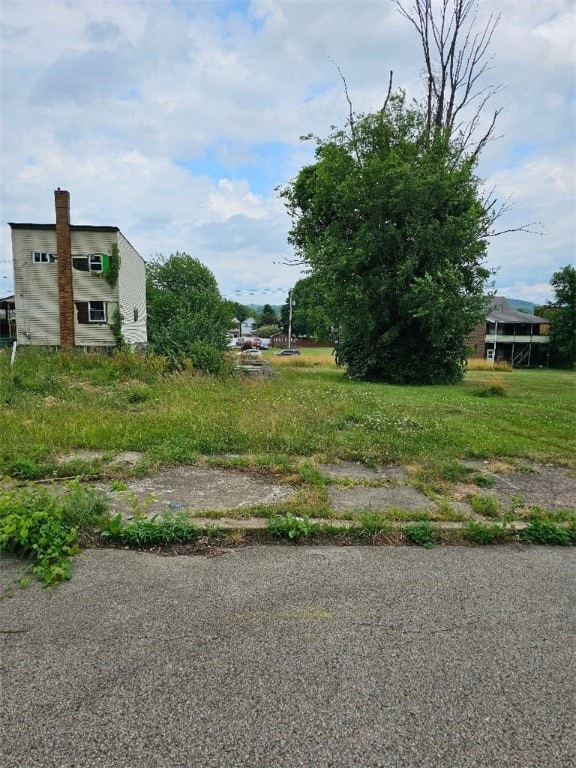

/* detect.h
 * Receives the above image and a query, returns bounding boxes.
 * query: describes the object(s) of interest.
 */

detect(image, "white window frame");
[88,301,107,323]
[88,254,103,272]
[32,251,55,263]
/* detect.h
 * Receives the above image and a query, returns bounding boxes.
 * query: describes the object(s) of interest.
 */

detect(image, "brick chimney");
[55,189,75,348]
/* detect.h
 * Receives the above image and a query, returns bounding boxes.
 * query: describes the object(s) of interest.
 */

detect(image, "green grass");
[0,348,574,477]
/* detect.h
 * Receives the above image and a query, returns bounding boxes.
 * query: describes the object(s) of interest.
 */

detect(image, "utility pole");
[287,290,295,349]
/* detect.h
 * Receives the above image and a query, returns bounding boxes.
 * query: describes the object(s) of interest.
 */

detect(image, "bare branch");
[382,70,394,113]
[394,0,501,152]
[329,58,361,163]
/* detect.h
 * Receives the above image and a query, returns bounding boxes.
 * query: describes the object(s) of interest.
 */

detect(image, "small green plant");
[109,308,127,349]
[464,522,510,545]
[405,522,435,548]
[125,386,151,404]
[267,513,320,539]
[473,381,507,397]
[469,494,500,518]
[116,513,200,547]
[356,513,392,535]
[110,480,128,491]
[297,460,327,487]
[474,474,494,488]
[440,462,474,483]
[104,243,121,288]
[60,479,108,532]
[120,490,157,520]
[7,457,47,480]
[101,512,124,538]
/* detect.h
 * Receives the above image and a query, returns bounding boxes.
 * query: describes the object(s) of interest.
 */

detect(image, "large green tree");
[146,252,231,373]
[281,0,505,384]
[280,276,334,341]
[542,266,576,369]
[257,304,279,328]
[282,97,491,383]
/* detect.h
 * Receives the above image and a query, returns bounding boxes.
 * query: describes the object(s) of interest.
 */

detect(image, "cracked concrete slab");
[328,485,437,513]
[320,462,407,481]
[461,461,576,510]
[103,466,294,517]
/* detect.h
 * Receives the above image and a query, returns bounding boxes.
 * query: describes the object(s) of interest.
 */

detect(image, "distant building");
[8,190,147,349]
[468,297,550,366]
[0,294,16,344]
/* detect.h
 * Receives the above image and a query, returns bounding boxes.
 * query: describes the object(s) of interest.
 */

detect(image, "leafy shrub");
[520,520,574,546]
[0,485,79,584]
[405,522,435,548]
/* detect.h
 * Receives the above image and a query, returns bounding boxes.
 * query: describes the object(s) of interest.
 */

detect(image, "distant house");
[8,190,147,349]
[242,317,258,335]
[468,297,550,366]
[0,294,16,344]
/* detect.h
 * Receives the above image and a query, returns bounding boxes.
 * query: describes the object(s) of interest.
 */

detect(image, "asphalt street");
[1,545,575,768]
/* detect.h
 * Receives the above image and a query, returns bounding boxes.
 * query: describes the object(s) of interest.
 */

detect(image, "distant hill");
[246,304,282,314]
[507,298,536,314]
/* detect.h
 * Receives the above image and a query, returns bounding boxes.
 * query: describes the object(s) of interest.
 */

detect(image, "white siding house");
[9,191,147,349]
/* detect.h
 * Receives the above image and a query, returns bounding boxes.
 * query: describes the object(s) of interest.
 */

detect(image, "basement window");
[76,301,107,324]
[32,251,56,263]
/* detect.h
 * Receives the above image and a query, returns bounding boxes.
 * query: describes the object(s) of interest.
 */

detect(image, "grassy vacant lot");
[0,347,574,478]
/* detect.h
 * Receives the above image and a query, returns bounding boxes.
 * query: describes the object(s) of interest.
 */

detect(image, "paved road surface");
[1,545,575,768]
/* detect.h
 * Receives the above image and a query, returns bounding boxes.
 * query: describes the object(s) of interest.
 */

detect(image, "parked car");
[274,349,300,356]
[239,348,262,356]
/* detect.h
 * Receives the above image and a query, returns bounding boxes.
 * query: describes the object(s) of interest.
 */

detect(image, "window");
[72,257,89,271]
[89,254,103,272]
[32,251,55,263]
[89,301,106,322]
[76,301,107,324]
[72,254,106,272]
[133,308,139,322]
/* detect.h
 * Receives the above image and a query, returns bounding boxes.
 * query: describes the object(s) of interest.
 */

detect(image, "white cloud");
[1,0,574,304]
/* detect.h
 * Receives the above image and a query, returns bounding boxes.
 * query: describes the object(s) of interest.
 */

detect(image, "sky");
[1,0,574,306]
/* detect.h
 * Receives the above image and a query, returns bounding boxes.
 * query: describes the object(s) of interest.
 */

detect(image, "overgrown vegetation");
[0,481,108,584]
[102,513,218,547]
[146,252,233,373]
[538,265,576,369]
[1,348,574,475]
